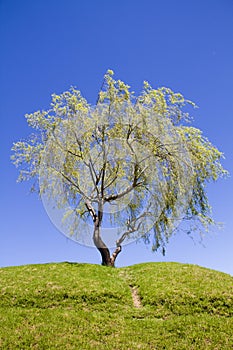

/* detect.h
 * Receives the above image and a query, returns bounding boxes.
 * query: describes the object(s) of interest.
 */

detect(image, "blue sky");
[1,0,233,275]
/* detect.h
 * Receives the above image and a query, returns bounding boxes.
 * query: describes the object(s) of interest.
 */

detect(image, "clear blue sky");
[1,0,233,275]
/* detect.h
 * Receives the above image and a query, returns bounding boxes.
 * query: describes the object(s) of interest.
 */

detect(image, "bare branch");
[50,130,83,159]
[101,161,106,198]
[88,159,100,197]
[103,172,118,191]
[59,171,88,199]
[47,165,93,203]
[100,131,108,198]
[104,180,143,203]
[85,200,97,222]
[116,210,153,246]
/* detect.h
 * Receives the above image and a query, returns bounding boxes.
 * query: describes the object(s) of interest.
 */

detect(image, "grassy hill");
[0,262,232,349]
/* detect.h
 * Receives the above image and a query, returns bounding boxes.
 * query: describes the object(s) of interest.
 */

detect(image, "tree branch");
[103,172,118,191]
[104,180,143,202]
[85,200,97,222]
[59,171,89,200]
[48,165,93,203]
[88,159,100,197]
[51,130,83,159]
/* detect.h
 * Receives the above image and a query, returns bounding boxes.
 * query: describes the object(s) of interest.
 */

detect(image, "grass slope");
[0,262,232,349]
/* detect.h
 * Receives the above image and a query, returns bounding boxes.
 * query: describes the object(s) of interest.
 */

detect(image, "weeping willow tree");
[12,70,227,266]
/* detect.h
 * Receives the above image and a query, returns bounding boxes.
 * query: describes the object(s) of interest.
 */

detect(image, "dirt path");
[129,285,142,308]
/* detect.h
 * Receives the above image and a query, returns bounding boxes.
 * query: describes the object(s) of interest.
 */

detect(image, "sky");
[1,0,233,275]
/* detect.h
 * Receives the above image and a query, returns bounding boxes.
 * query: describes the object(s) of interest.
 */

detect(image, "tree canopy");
[12,70,227,266]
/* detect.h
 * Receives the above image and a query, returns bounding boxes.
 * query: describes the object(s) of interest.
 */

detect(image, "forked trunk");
[85,200,122,267]
[93,224,121,267]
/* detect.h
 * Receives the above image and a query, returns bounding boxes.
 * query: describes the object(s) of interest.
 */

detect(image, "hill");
[0,262,232,349]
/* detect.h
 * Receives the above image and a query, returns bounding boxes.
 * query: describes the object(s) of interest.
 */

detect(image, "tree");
[12,70,227,266]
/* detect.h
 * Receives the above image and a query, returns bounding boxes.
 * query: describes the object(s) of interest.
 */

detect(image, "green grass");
[0,262,232,349]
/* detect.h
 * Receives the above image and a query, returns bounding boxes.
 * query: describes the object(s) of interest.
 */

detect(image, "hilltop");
[0,262,232,349]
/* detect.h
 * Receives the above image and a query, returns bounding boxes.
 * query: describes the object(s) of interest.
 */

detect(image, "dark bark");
[93,223,112,266]
[85,200,122,267]
[93,223,122,267]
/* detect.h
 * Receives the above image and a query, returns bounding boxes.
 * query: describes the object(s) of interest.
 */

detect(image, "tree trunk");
[85,200,122,267]
[93,223,122,267]
[93,223,114,266]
